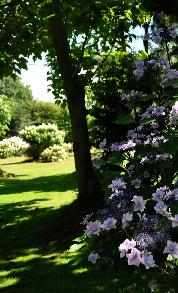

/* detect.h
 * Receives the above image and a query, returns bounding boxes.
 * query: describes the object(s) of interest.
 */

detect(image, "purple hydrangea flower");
[88,253,100,263]
[155,153,172,161]
[132,196,147,212]
[171,215,178,228]
[126,248,142,266]
[131,179,141,189]
[85,220,101,237]
[133,60,145,79]
[171,101,178,115]
[110,140,136,152]
[133,232,156,250]
[163,240,178,258]
[108,178,126,191]
[154,201,170,217]
[162,69,178,85]
[101,217,117,231]
[141,106,165,120]
[122,212,133,229]
[152,186,170,201]
[141,251,156,269]
[99,138,107,149]
[171,188,178,200]
[121,90,139,101]
[160,58,170,69]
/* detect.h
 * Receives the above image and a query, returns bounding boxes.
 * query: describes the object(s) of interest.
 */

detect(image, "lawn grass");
[0,156,172,292]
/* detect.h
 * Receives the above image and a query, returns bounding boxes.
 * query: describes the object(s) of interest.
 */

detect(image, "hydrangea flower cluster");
[0,136,29,158]
[83,35,178,274]
[83,97,178,271]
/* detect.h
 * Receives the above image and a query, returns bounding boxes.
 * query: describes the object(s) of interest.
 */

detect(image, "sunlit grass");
[0,156,166,292]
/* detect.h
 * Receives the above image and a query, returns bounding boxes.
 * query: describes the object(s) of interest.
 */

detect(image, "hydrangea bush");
[0,136,29,158]
[20,124,65,160]
[82,26,178,280]
[40,145,68,162]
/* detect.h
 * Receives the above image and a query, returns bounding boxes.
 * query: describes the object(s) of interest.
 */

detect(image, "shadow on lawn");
[0,174,174,292]
[0,172,77,195]
[0,199,152,293]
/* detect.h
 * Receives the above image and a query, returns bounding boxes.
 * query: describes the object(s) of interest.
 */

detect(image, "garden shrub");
[0,136,29,158]
[40,145,68,162]
[64,142,73,153]
[20,123,65,160]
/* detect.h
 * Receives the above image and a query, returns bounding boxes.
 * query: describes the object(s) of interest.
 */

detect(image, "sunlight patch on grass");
[0,277,20,289]
[72,267,88,275]
[0,270,11,277]
[14,253,40,263]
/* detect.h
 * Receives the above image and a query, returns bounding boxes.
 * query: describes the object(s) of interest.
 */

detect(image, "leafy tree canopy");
[0,76,33,103]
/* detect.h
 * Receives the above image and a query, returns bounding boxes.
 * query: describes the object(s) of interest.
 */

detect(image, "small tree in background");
[20,124,65,161]
[0,95,12,138]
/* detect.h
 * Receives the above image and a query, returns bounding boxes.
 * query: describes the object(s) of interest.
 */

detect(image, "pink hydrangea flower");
[118,239,136,258]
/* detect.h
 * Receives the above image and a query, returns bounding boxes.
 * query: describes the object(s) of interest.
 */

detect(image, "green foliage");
[20,123,65,160]
[0,76,33,103]
[25,100,61,125]
[0,94,12,138]
[88,51,135,145]
[0,76,34,135]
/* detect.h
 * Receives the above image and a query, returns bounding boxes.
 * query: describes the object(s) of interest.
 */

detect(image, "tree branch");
[76,23,91,74]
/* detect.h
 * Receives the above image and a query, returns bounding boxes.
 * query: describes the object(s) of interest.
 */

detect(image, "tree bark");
[47,0,103,206]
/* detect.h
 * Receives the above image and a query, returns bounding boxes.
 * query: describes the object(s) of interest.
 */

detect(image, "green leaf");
[137,94,157,101]
[164,78,178,88]
[68,243,84,253]
[114,114,135,125]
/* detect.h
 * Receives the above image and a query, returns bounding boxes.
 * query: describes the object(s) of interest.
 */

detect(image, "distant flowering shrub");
[82,28,178,279]
[40,145,68,162]
[64,142,73,153]
[0,136,29,158]
[20,124,65,160]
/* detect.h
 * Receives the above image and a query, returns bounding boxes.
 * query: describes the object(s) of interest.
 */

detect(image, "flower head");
[101,217,117,231]
[141,251,156,269]
[132,196,147,212]
[88,253,100,263]
[131,179,141,189]
[163,240,178,258]
[108,178,126,191]
[126,248,142,266]
[154,201,170,217]
[118,239,136,258]
[122,212,133,229]
[171,215,178,228]
[85,220,101,238]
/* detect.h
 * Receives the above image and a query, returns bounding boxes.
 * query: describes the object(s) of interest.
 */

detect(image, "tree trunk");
[143,23,149,54]
[47,0,103,207]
